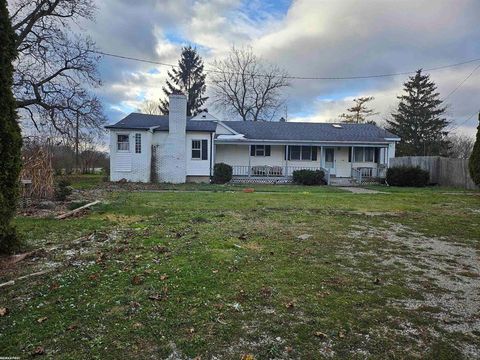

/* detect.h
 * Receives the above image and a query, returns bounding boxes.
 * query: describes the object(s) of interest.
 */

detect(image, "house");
[106,93,400,184]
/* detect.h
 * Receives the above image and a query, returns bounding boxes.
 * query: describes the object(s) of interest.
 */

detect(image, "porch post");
[248,145,251,177]
[350,146,354,176]
[320,146,324,168]
[285,145,288,177]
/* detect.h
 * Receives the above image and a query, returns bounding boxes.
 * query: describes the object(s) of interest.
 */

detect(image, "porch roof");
[218,121,399,143]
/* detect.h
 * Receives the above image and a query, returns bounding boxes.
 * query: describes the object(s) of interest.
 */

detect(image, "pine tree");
[159,46,208,116]
[386,69,450,156]
[0,0,22,253]
[339,96,378,124]
[469,113,480,186]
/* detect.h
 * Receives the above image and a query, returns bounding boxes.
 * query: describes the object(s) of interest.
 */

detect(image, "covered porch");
[214,143,391,184]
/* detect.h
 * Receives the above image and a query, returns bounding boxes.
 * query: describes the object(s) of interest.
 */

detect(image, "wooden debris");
[55,200,100,219]
[0,270,51,288]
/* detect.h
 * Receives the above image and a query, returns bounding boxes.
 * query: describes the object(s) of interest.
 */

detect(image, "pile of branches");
[20,143,54,200]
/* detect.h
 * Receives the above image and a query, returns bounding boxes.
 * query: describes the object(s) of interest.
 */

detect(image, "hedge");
[386,166,429,187]
[292,169,326,185]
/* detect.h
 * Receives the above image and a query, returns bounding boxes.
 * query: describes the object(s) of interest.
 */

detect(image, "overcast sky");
[86,0,479,136]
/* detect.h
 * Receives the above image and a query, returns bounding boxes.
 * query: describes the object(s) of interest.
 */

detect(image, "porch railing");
[352,165,387,183]
[232,165,330,184]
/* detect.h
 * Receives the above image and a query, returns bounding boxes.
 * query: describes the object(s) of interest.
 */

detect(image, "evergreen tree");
[386,69,450,156]
[469,113,480,186]
[159,46,208,116]
[0,0,22,253]
[339,96,378,124]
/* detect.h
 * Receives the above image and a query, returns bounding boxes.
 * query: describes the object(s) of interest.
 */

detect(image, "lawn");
[1,182,479,359]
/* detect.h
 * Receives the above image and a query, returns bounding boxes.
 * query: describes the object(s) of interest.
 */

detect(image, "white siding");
[110,130,152,182]
[215,144,321,168]
[186,132,211,176]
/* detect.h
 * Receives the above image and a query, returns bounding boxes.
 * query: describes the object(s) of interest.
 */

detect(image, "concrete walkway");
[340,187,385,194]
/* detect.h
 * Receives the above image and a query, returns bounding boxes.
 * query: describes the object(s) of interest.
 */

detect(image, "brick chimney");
[157,92,187,183]
[168,91,187,136]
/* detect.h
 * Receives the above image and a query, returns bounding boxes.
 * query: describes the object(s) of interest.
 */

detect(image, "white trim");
[215,121,239,135]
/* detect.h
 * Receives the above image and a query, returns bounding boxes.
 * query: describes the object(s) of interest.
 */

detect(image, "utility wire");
[443,63,480,101]
[90,49,480,81]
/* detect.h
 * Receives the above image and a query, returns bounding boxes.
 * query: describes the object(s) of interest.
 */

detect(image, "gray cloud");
[85,0,479,136]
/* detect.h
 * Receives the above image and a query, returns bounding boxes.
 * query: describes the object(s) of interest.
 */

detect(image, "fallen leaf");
[285,346,293,353]
[373,278,381,285]
[88,274,98,281]
[338,331,345,338]
[32,346,45,356]
[188,327,195,334]
[212,269,218,274]
[66,324,77,331]
[37,317,48,323]
[285,301,295,309]
[49,282,59,291]
[241,354,255,360]
[160,274,169,281]
[0,307,8,317]
[314,331,327,339]
[131,275,143,285]
[132,322,143,329]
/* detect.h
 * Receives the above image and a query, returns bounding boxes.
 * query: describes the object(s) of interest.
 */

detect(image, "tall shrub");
[212,163,232,184]
[386,166,429,187]
[469,113,480,186]
[0,0,22,253]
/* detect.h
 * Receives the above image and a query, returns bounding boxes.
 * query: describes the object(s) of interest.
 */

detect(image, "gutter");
[214,139,395,146]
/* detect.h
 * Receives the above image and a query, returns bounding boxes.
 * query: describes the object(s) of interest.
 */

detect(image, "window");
[354,147,364,162]
[250,145,271,157]
[365,147,374,162]
[192,139,208,160]
[135,133,141,153]
[288,146,317,161]
[192,140,201,159]
[117,134,129,151]
[325,148,334,163]
[353,147,375,162]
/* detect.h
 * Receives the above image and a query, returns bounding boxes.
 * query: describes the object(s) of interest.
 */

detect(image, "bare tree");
[340,96,379,124]
[447,134,475,159]
[9,0,105,136]
[138,100,162,115]
[210,46,289,121]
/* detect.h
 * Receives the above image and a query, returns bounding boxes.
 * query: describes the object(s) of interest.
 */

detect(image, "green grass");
[64,173,105,190]
[1,183,479,359]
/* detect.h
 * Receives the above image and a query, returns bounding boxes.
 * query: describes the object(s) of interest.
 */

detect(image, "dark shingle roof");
[105,113,217,132]
[223,121,398,143]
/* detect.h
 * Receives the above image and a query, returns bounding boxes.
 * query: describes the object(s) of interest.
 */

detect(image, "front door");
[335,147,351,177]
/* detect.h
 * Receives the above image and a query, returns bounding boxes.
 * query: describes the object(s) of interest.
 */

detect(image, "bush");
[292,169,325,185]
[386,166,429,187]
[55,178,73,201]
[212,163,232,184]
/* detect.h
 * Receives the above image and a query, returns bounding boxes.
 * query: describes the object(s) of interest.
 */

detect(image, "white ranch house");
[106,93,399,184]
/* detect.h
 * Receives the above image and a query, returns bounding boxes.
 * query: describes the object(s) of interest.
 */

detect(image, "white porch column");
[350,146,354,175]
[248,145,251,177]
[285,145,289,176]
[320,146,324,168]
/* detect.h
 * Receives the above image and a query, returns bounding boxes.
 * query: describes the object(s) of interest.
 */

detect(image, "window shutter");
[250,145,255,156]
[265,145,271,156]
[312,147,317,161]
[375,148,380,163]
[284,146,287,160]
[201,140,208,160]
[348,147,352,162]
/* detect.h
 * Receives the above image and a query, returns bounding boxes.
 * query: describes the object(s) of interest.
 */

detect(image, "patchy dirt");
[346,222,480,357]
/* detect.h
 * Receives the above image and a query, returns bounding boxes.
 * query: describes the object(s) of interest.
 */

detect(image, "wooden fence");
[390,156,478,190]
